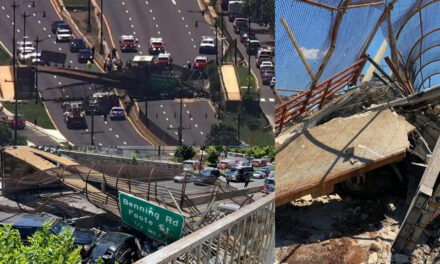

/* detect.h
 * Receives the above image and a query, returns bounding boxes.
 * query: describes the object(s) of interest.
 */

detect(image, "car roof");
[158,53,171,58]
[14,214,55,227]
[121,35,134,40]
[195,56,207,60]
[100,232,133,243]
[111,106,123,110]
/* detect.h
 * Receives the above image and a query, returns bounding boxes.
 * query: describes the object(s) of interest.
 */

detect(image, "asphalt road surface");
[0,1,150,146]
[140,99,218,145]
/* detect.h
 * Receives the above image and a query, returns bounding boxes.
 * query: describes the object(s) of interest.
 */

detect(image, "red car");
[193,56,208,70]
[149,37,165,55]
[2,114,26,130]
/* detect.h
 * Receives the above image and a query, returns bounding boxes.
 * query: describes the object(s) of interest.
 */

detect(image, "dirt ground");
[275,189,440,264]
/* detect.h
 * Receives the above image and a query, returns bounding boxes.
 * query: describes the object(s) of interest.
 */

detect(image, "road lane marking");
[109,128,112,131]
[99,143,103,146]
[172,0,176,5]
[146,1,149,4]
[260,98,266,102]
[123,141,127,145]
[115,134,119,138]
[269,98,275,102]
[195,124,198,128]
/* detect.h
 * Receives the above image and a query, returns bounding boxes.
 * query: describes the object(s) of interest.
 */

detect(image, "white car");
[173,173,197,183]
[18,51,40,62]
[109,106,125,120]
[199,36,216,54]
[56,23,73,42]
[17,38,35,53]
[261,177,275,194]
[253,171,266,179]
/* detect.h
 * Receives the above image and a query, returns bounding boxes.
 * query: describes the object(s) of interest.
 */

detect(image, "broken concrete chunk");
[387,203,396,212]
[368,252,378,264]
[369,242,381,252]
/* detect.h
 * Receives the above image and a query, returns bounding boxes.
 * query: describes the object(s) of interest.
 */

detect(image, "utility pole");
[178,84,183,145]
[144,96,148,124]
[237,112,240,142]
[12,2,18,145]
[248,15,251,92]
[87,0,92,33]
[221,9,224,64]
[91,106,95,145]
[215,21,218,65]
[99,0,104,54]
[34,36,39,104]
[22,11,31,44]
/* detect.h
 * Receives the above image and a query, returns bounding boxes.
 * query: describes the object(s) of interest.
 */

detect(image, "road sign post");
[118,191,185,244]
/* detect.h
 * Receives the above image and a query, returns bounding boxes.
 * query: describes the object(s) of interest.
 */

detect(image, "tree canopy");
[174,145,196,160]
[0,222,82,264]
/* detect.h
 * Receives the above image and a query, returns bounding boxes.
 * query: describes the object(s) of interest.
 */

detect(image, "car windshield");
[50,220,71,235]
[200,170,212,176]
[195,59,206,63]
[265,179,275,185]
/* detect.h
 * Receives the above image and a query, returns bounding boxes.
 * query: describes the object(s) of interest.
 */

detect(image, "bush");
[174,146,196,160]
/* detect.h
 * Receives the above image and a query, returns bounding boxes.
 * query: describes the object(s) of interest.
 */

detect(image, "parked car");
[89,232,141,264]
[200,167,221,177]
[251,159,267,167]
[109,107,125,120]
[0,213,97,261]
[260,167,271,175]
[233,18,248,34]
[51,20,65,34]
[253,171,266,179]
[259,61,274,74]
[77,49,93,63]
[194,173,217,185]
[246,39,261,55]
[2,114,26,130]
[218,160,234,170]
[261,177,275,194]
[225,166,253,182]
[256,55,272,68]
[240,30,256,44]
[261,70,275,85]
[173,172,197,183]
[70,38,87,53]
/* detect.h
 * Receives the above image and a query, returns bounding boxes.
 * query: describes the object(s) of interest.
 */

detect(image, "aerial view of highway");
[0,0,275,146]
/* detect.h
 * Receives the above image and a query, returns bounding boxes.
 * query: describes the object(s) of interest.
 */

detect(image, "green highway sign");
[118,191,185,244]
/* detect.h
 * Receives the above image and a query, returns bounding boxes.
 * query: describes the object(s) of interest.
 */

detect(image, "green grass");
[63,0,89,7]
[222,111,274,146]
[237,66,256,91]
[3,101,55,129]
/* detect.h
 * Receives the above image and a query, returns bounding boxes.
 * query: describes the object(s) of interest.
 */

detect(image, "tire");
[338,173,377,198]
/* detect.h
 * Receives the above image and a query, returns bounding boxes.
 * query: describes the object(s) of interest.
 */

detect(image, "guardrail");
[135,192,275,264]
[275,57,367,132]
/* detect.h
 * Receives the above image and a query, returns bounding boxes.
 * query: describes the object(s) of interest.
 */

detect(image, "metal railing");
[275,57,367,132]
[135,193,275,264]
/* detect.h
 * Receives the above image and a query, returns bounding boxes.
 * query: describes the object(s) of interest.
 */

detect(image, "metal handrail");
[275,57,366,132]
[135,192,275,264]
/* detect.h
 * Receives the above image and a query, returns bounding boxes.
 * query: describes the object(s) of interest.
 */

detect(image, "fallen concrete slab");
[275,109,414,206]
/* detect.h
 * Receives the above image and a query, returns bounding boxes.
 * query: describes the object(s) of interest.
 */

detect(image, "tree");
[0,123,27,146]
[206,146,220,165]
[0,222,82,264]
[205,124,240,146]
[174,145,196,160]
[131,153,138,164]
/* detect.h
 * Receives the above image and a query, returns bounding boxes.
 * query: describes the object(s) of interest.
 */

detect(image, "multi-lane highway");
[0,1,150,146]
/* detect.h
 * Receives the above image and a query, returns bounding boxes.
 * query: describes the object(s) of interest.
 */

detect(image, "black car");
[70,39,87,53]
[0,214,97,261]
[78,49,93,63]
[51,20,65,34]
[89,232,140,264]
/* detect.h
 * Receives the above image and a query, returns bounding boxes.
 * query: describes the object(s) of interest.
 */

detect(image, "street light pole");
[248,15,251,92]
[12,2,18,145]
[215,21,218,65]
[221,10,223,64]
[99,0,104,54]
[34,36,39,104]
[87,0,91,33]
[91,106,95,145]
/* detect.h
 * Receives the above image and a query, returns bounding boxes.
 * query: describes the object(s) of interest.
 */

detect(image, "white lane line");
[183,104,186,107]
[69,60,73,64]
[1,6,4,10]
[115,134,119,138]
[174,131,178,135]
[133,31,136,35]
[122,1,125,5]
[123,141,127,145]
[152,16,155,20]
[53,75,57,79]
[38,20,41,24]
[104,121,108,124]
[125,9,129,13]
[6,15,9,19]
[162,111,166,114]
[188,31,191,35]
[160,104,163,108]
[43,27,46,31]
[58,47,62,51]
[269,98,275,102]
[193,45,197,48]
[146,0,149,4]
[131,24,134,28]
[200,131,204,135]
[48,34,51,38]
[149,9,152,13]
[99,143,103,146]
[171,0,176,5]
[178,9,181,13]
[195,124,198,128]
[58,82,62,85]
[166,117,169,121]
[109,128,112,131]
[260,98,266,102]
[182,139,185,142]
[158,31,161,35]
[186,110,189,114]
[181,17,184,20]
[17,29,20,33]
[155,24,159,28]
[129,17,132,21]
[185,24,188,28]
[170,124,173,128]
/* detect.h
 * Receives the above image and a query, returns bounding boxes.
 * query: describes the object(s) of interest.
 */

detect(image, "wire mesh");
[276,0,385,96]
